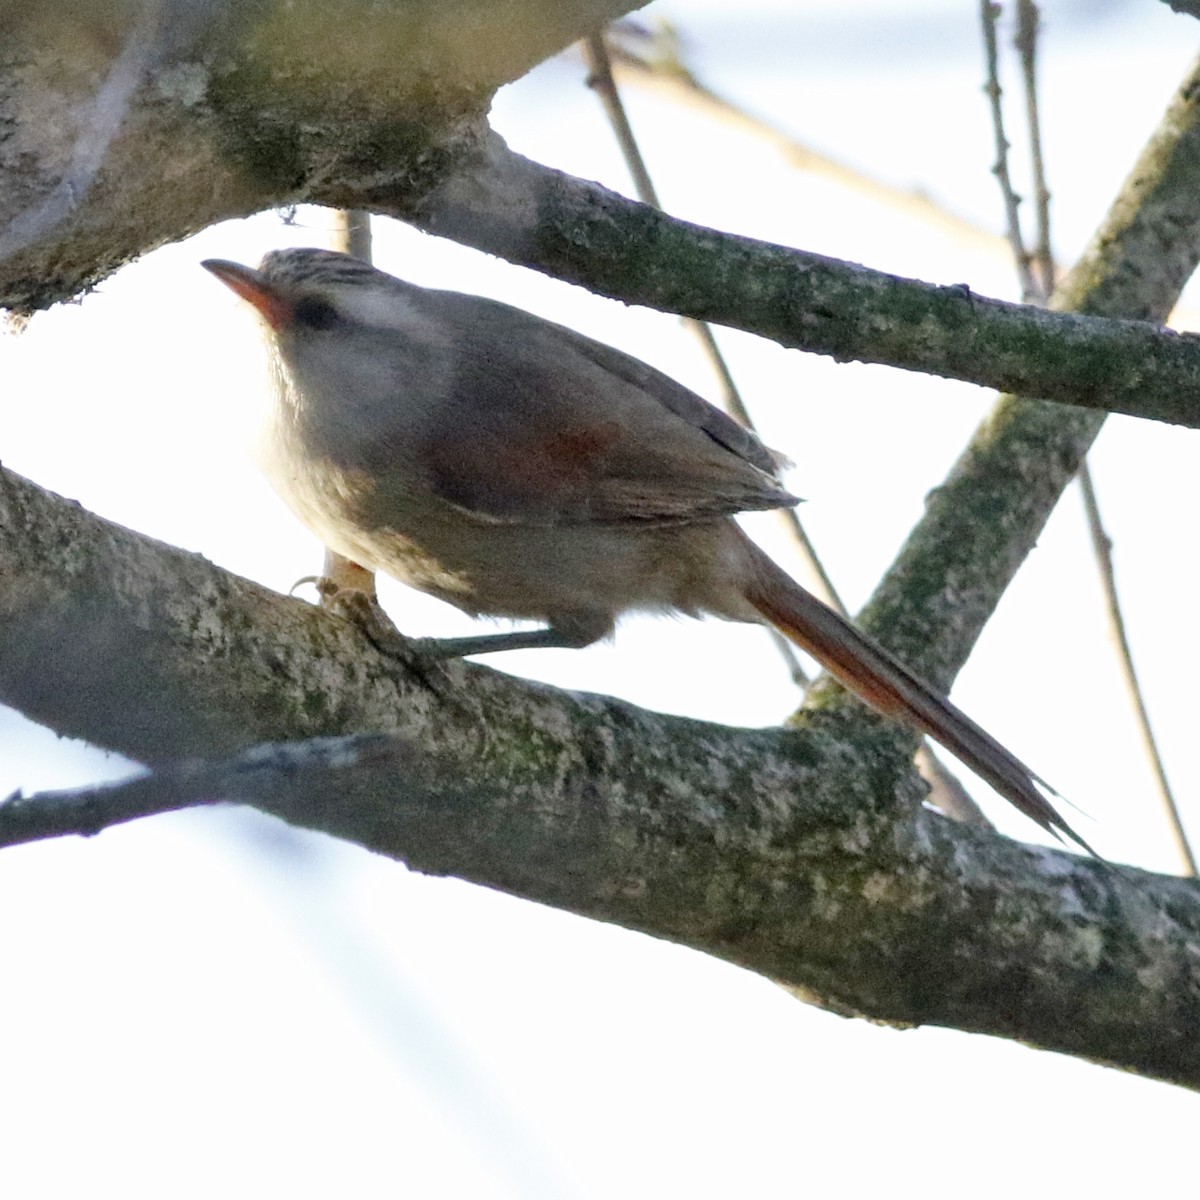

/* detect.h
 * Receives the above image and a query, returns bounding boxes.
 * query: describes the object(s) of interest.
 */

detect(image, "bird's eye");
[293,296,339,330]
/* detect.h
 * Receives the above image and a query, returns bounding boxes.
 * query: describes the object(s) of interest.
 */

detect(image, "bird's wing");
[399,290,798,528]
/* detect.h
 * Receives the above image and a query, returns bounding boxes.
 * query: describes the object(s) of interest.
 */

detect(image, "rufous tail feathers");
[738,538,1093,854]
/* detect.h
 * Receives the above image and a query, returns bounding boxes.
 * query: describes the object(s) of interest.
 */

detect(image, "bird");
[202,246,1092,852]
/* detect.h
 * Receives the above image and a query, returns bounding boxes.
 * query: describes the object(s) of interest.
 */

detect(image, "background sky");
[2,1,1199,1196]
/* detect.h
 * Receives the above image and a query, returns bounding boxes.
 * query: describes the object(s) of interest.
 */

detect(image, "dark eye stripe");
[293,296,339,330]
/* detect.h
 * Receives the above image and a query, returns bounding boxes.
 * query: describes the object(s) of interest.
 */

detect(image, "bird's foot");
[318,588,466,705]
[291,566,377,609]
[324,588,423,661]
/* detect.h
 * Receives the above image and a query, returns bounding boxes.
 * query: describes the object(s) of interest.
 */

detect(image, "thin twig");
[600,23,1013,260]
[581,31,814,682]
[0,735,403,850]
[1076,465,1196,874]
[332,207,373,263]
[980,1,1038,301]
[1014,0,1054,299]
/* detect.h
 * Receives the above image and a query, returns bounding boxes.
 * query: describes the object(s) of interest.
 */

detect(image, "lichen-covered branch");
[411,131,1200,430]
[0,0,646,309]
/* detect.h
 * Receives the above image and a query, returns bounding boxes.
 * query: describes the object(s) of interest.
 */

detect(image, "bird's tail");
[735,530,1093,853]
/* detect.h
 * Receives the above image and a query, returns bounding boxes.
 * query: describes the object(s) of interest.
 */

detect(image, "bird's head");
[201,248,407,339]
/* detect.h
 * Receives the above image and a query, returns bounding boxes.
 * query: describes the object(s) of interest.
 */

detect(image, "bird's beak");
[201,259,293,329]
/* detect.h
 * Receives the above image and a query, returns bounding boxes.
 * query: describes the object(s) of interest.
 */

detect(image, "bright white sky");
[2,1,1199,1196]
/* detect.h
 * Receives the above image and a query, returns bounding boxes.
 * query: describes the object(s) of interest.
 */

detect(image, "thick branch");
[2,671,1200,1090]
[0,0,645,308]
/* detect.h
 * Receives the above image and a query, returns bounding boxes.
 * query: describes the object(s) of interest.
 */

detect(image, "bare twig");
[332,207,373,263]
[1077,463,1196,874]
[600,23,1012,260]
[582,35,661,205]
[0,735,402,850]
[914,745,991,828]
[1014,0,1054,299]
[980,1,1038,301]
[581,32,813,686]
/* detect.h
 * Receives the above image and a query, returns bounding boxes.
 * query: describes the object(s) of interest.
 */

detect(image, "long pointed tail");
[736,533,1093,853]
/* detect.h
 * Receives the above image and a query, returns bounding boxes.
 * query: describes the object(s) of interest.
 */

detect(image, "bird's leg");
[412,610,614,657]
[323,587,425,661]
[407,625,599,658]
[327,588,610,662]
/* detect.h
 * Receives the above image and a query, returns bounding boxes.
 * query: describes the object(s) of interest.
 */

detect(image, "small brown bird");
[203,247,1090,852]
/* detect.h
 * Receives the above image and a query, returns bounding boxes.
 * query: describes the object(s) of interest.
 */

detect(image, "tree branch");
[0,0,646,308]
[2,659,1200,1090]
[412,131,1200,430]
[0,734,396,843]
